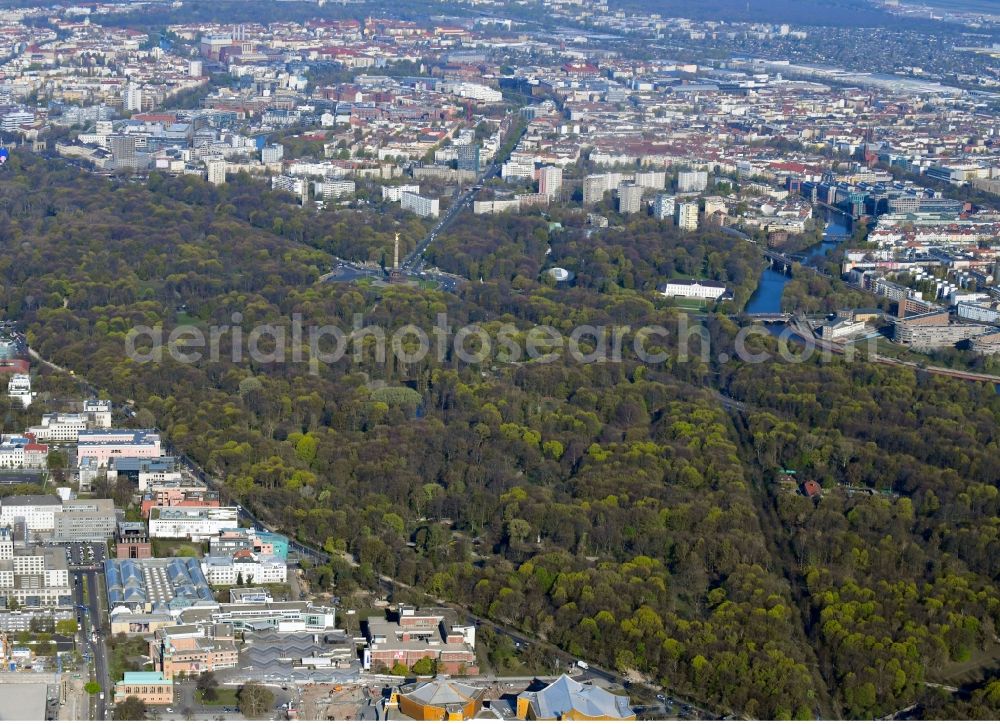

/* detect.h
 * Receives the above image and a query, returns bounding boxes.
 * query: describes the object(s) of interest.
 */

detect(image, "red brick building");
[114,522,152,559]
[364,605,479,675]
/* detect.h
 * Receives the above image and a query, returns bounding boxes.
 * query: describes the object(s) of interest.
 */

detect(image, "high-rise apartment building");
[125,83,143,112]
[675,201,700,231]
[109,134,140,172]
[207,160,227,185]
[261,144,284,164]
[617,183,643,214]
[538,166,563,199]
[677,170,709,193]
[653,194,676,221]
[400,191,440,218]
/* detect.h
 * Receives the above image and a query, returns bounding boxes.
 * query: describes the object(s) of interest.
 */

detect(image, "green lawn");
[873,336,924,360]
[151,539,206,558]
[668,297,709,311]
[196,688,240,707]
[107,634,153,683]
[872,336,971,369]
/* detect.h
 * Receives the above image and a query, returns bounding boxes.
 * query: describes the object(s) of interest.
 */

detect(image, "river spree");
[746,212,851,314]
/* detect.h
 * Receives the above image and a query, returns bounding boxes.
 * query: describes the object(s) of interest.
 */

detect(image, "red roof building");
[802,480,823,498]
[0,359,29,376]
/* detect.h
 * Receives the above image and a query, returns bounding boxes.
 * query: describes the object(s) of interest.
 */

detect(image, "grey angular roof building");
[516,674,636,720]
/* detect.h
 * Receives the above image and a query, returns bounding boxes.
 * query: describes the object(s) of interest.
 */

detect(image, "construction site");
[300,682,374,721]
[0,631,90,720]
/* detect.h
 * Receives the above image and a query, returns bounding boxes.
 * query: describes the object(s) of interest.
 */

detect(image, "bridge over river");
[741,312,794,323]
[761,248,832,278]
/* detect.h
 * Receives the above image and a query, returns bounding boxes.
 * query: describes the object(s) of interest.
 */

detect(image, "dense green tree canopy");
[1,153,997,719]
